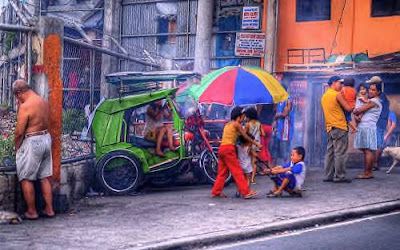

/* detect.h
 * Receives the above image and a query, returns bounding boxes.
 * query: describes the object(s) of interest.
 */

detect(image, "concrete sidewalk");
[1,168,400,250]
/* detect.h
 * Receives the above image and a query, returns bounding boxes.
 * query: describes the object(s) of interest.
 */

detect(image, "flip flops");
[266,192,282,198]
[211,193,228,198]
[355,174,374,179]
[243,190,257,199]
[21,213,39,221]
[40,212,55,219]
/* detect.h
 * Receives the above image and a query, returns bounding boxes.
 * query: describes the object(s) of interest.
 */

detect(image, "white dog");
[382,147,400,174]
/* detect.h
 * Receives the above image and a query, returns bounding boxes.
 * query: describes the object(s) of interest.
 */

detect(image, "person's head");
[368,83,382,98]
[244,107,258,121]
[238,132,254,145]
[291,146,305,164]
[366,76,383,85]
[328,75,344,91]
[231,106,245,123]
[12,79,31,103]
[343,77,355,87]
[357,83,368,96]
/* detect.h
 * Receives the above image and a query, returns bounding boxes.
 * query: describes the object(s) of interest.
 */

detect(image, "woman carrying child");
[211,107,262,199]
[353,82,383,179]
[245,108,264,184]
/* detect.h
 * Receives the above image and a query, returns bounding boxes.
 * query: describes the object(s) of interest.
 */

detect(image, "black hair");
[343,77,355,87]
[293,146,305,161]
[357,83,367,93]
[231,106,244,121]
[238,132,254,144]
[245,108,258,120]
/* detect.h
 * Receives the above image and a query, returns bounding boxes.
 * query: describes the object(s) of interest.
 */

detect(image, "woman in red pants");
[211,107,262,199]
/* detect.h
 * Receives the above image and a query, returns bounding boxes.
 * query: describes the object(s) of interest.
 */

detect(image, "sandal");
[21,213,39,220]
[266,190,275,195]
[266,192,282,198]
[211,193,228,198]
[355,174,374,179]
[243,190,257,199]
[40,212,55,219]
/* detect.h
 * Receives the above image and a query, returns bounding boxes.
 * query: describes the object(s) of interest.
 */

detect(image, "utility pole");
[194,0,214,75]
[101,0,121,98]
[264,0,279,73]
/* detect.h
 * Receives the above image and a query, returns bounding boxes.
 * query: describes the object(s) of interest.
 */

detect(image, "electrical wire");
[329,0,347,58]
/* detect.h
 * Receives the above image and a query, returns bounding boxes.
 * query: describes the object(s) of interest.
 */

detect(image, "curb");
[138,199,400,250]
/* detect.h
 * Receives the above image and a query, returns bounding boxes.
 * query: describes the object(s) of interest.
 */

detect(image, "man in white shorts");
[13,79,55,220]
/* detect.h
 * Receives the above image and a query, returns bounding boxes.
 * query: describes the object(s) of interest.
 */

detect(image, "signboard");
[242,6,260,30]
[234,32,265,57]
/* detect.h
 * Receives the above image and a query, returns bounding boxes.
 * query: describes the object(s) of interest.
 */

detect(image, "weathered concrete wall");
[0,173,17,211]
[60,159,95,207]
[0,160,95,213]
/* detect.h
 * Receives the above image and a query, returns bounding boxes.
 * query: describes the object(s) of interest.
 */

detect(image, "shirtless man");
[13,79,55,220]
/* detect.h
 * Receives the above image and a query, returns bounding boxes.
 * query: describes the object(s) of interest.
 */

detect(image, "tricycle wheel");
[199,148,232,186]
[96,151,143,195]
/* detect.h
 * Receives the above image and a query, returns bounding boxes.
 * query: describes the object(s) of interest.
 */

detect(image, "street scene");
[0,0,400,250]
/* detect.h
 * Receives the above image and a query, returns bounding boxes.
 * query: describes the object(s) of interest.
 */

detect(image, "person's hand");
[262,168,271,175]
[256,143,263,149]
[384,134,389,142]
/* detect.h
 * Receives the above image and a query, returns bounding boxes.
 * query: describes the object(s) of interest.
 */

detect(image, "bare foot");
[155,150,166,157]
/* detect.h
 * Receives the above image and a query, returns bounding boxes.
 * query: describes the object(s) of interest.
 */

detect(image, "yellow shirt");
[220,122,239,146]
[321,88,348,132]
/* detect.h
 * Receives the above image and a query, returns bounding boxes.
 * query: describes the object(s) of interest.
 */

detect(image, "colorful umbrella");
[189,66,288,106]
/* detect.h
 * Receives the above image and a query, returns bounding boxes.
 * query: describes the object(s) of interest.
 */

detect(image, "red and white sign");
[234,32,265,57]
[242,6,260,30]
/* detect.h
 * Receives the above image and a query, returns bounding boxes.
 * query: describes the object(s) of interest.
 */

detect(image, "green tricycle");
[91,71,232,195]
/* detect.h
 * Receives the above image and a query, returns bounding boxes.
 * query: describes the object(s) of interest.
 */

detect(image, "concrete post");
[101,0,120,98]
[194,0,214,75]
[33,17,64,205]
[264,0,279,73]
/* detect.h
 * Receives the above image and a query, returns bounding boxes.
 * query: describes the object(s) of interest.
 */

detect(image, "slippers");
[266,192,282,198]
[355,174,374,179]
[243,190,257,199]
[211,193,227,198]
[40,212,55,219]
[21,213,39,220]
[266,190,274,195]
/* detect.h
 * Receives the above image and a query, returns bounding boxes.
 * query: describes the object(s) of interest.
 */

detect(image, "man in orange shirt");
[321,76,354,183]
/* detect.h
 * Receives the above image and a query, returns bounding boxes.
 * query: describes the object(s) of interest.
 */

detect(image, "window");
[296,0,331,22]
[157,15,177,44]
[371,0,400,17]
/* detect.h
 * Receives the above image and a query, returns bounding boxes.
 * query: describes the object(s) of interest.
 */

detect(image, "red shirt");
[341,86,356,108]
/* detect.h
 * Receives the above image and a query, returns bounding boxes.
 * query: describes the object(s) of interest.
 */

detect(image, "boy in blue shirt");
[265,146,306,198]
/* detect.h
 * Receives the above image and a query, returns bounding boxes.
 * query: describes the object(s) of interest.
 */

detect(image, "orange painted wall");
[275,0,400,72]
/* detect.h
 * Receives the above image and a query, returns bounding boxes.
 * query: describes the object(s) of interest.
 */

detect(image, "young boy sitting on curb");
[264,146,306,198]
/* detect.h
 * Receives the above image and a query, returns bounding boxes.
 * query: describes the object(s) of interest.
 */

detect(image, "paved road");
[213,211,400,250]
[1,169,400,249]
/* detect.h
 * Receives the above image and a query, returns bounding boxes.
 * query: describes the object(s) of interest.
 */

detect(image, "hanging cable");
[329,0,347,58]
